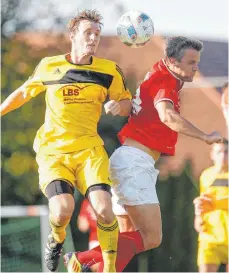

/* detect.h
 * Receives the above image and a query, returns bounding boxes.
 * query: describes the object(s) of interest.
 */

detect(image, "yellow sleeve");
[214,197,228,211]
[108,64,132,101]
[22,58,47,99]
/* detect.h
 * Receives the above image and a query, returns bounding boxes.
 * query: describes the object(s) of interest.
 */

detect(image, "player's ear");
[167,57,179,67]
[69,30,76,41]
[172,58,181,68]
[168,57,176,65]
[69,32,74,41]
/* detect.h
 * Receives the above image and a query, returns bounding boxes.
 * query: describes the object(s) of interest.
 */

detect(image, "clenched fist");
[104,100,121,116]
[204,131,223,145]
[193,194,213,215]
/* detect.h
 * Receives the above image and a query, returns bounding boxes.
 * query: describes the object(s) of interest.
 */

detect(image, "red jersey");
[79,199,97,242]
[118,59,183,155]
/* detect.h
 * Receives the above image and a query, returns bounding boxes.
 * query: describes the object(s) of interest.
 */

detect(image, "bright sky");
[51,0,228,41]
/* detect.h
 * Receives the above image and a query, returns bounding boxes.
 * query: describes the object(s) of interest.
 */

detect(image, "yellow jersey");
[21,54,132,154]
[199,166,229,246]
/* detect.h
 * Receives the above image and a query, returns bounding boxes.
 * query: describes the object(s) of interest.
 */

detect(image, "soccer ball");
[116,10,154,48]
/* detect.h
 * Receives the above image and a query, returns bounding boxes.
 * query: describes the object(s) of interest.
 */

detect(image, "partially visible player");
[221,82,228,128]
[0,9,132,272]
[193,139,228,272]
[77,199,99,272]
[64,36,223,272]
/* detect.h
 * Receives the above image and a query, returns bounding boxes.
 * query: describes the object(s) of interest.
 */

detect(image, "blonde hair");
[68,9,103,34]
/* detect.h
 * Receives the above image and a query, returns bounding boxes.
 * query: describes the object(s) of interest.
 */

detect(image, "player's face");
[174,49,200,82]
[71,20,101,56]
[211,143,228,168]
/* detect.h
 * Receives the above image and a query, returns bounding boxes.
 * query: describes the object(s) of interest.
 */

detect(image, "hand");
[104,100,121,116]
[193,194,214,215]
[204,131,223,145]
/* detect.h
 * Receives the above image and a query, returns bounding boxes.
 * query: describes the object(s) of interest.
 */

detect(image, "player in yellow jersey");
[0,9,132,272]
[193,139,228,272]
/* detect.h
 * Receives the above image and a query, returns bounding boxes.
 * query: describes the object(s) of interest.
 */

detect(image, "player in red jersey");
[64,36,223,272]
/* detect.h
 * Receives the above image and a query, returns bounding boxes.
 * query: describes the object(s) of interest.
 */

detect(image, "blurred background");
[1,0,228,272]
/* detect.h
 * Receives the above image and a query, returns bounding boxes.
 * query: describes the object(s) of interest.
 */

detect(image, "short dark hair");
[165,36,204,62]
[68,9,103,34]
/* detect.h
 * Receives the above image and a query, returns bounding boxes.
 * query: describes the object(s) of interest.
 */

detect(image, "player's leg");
[76,146,119,273]
[37,153,76,272]
[111,145,162,250]
[197,243,221,272]
[97,205,161,272]
[96,202,145,272]
[63,146,151,272]
[64,210,144,273]
[88,241,100,272]
[198,264,219,272]
[116,215,136,232]
[110,145,162,271]
[87,187,119,272]
[111,190,136,233]
[124,204,162,250]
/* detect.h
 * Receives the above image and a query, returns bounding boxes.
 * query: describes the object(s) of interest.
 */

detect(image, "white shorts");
[110,146,159,216]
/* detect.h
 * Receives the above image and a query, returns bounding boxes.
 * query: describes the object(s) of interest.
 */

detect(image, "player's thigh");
[111,190,136,232]
[36,153,76,195]
[75,146,111,196]
[110,146,159,206]
[125,203,162,238]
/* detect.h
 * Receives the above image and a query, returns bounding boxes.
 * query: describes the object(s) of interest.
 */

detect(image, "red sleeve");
[153,80,175,107]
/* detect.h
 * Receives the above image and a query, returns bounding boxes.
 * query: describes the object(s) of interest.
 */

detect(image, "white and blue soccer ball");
[116,10,154,48]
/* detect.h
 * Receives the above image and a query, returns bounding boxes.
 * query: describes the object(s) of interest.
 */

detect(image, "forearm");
[194,215,203,233]
[163,110,206,141]
[118,99,132,116]
[0,88,30,116]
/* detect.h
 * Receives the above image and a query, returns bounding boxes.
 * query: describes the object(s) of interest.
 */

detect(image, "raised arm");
[1,86,32,116]
[155,100,223,144]
[1,59,47,117]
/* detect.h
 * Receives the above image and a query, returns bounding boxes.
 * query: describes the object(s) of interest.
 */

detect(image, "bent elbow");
[159,114,169,125]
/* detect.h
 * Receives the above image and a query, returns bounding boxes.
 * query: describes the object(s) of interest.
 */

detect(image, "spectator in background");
[77,199,99,272]
[221,82,228,128]
[193,139,228,272]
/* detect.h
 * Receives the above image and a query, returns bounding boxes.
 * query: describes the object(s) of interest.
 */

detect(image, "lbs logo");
[60,85,87,96]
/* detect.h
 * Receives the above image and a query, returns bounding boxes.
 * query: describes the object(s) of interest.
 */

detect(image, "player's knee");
[50,200,74,226]
[95,204,115,224]
[48,184,75,226]
[52,211,72,226]
[86,183,114,224]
